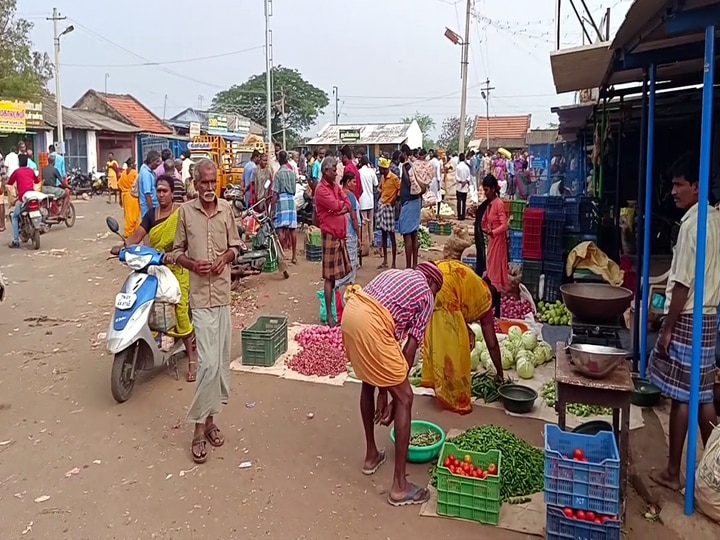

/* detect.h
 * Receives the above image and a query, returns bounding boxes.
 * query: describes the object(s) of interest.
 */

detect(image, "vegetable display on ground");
[541,382,612,417]
[471,324,554,379]
[470,371,513,403]
[536,300,571,326]
[290,325,347,377]
[500,295,534,320]
[430,425,544,500]
[443,453,498,479]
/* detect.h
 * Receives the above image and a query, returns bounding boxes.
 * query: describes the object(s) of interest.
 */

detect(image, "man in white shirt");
[288,151,299,176]
[5,145,19,178]
[648,152,720,492]
[455,153,471,220]
[358,156,377,255]
[429,150,443,206]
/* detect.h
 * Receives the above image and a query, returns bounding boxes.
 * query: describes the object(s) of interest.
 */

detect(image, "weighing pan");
[560,283,633,323]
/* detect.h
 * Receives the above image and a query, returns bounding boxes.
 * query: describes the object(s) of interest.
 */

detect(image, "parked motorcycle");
[68,168,93,198]
[231,187,290,282]
[296,175,314,226]
[104,217,186,403]
[17,191,44,250]
[92,169,108,195]
[40,191,76,231]
[224,183,246,220]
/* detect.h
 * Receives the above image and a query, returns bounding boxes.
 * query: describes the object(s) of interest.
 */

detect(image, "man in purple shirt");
[154,149,174,178]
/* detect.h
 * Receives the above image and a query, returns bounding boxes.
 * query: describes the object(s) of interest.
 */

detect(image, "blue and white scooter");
[105,217,185,403]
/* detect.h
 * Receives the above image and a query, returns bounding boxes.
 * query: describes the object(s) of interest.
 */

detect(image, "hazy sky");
[21,0,632,137]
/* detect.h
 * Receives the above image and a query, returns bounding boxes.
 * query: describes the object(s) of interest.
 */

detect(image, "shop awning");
[550,43,614,94]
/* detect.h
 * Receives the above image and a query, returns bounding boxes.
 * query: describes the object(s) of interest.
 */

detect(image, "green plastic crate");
[308,230,322,247]
[262,259,279,273]
[509,200,527,231]
[241,316,288,367]
[436,441,502,526]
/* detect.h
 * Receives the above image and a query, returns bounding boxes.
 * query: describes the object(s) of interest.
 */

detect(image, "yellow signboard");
[0,101,26,133]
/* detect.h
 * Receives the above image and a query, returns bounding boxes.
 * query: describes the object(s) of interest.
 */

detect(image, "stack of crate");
[521,207,544,300]
[542,197,565,303]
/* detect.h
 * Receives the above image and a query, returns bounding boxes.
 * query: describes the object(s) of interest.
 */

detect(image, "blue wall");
[137,135,188,161]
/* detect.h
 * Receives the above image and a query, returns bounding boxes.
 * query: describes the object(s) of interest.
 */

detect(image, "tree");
[212,66,328,147]
[437,116,474,154]
[0,0,54,99]
[401,112,436,148]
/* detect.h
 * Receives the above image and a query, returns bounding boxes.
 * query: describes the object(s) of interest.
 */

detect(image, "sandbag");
[443,225,474,260]
[696,424,720,523]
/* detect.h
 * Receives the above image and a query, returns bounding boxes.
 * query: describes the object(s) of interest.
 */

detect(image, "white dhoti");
[187,305,231,424]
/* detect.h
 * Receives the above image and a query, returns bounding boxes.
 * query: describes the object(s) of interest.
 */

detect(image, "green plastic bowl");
[390,420,446,464]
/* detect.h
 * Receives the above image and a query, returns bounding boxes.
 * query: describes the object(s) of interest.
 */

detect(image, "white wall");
[86,131,98,172]
[405,120,423,149]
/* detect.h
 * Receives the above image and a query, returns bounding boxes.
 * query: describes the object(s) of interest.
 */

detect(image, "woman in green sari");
[111,174,198,381]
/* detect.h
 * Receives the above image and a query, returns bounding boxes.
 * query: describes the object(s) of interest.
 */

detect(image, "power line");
[64,45,264,68]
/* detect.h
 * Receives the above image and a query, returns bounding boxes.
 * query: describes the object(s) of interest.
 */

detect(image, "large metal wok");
[560,283,634,323]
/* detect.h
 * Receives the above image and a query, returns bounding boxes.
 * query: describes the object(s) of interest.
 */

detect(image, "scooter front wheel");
[111,346,136,403]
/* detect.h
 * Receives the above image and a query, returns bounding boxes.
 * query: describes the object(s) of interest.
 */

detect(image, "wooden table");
[554,342,633,514]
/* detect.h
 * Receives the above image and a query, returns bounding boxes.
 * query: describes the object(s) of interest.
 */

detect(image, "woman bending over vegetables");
[420,259,503,414]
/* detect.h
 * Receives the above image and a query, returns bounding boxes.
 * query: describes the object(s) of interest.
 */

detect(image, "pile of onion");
[289,325,347,377]
[500,295,534,320]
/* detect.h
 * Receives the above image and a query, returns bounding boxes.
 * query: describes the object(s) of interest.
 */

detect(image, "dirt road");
[0,198,676,539]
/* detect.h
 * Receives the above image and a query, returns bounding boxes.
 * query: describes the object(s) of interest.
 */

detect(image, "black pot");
[572,420,613,436]
[631,377,662,407]
[498,384,538,414]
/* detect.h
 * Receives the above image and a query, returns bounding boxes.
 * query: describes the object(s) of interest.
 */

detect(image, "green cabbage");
[480,350,491,366]
[470,348,481,371]
[469,323,483,341]
[516,357,535,379]
[530,349,544,367]
[521,330,538,351]
[505,337,521,354]
[508,326,523,339]
[515,350,529,365]
[501,348,515,369]
[537,341,554,363]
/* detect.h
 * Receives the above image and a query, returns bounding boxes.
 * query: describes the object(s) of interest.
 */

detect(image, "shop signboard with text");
[0,100,43,132]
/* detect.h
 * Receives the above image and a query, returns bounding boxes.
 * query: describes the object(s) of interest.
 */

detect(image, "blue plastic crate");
[545,506,621,540]
[543,260,564,303]
[543,218,565,261]
[528,195,548,209]
[564,196,599,233]
[509,230,523,262]
[544,424,621,516]
[545,196,564,214]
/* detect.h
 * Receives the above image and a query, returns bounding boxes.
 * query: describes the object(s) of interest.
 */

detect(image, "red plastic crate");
[522,208,545,260]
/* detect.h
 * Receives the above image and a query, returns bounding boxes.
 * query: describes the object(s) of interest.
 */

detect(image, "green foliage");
[401,112,436,148]
[212,66,328,147]
[0,0,54,99]
[437,116,474,154]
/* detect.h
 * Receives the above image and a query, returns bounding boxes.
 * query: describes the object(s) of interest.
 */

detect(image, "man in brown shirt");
[173,158,241,464]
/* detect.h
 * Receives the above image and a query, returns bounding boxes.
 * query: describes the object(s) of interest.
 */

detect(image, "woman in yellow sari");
[118,157,141,238]
[111,174,198,381]
[421,260,504,414]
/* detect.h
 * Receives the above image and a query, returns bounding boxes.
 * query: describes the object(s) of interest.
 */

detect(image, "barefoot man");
[376,157,400,269]
[341,262,443,506]
[648,152,720,490]
[173,158,241,463]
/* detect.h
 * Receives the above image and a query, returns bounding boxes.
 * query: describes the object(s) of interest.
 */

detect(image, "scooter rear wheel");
[111,347,136,403]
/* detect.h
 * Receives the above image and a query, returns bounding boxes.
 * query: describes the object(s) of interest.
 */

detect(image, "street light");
[52,11,74,151]
[445,12,471,151]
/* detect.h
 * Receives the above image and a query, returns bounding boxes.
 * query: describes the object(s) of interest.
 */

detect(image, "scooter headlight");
[124,252,153,271]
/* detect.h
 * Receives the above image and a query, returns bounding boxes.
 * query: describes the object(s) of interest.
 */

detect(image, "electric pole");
[458,0,473,153]
[481,78,494,151]
[198,95,204,109]
[332,86,340,124]
[104,73,109,94]
[48,8,73,150]
[264,0,273,147]
[280,87,287,150]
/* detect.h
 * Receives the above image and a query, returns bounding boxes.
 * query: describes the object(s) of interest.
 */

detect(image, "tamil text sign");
[0,101,26,133]
[339,128,361,143]
[207,113,228,135]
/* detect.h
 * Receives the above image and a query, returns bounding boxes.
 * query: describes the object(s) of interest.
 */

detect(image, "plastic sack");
[317,289,344,324]
[147,266,181,304]
[695,423,720,523]
[149,302,177,333]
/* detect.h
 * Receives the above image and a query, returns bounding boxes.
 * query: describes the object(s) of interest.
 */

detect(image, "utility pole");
[162,94,168,121]
[458,0,472,153]
[264,0,273,147]
[332,86,340,124]
[554,0,562,49]
[198,95,204,109]
[481,78,495,152]
[48,8,73,150]
[104,73,109,94]
[280,87,287,150]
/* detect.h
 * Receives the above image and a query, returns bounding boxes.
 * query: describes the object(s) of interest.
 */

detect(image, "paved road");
[0,198,674,539]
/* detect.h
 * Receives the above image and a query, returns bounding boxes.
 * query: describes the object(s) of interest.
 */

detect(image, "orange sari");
[118,169,140,238]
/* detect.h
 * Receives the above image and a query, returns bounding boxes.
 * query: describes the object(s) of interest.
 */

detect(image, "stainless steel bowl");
[568,344,627,379]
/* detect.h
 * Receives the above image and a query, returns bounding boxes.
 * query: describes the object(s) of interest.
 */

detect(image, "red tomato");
[594,518,602,524]
[573,449,585,460]
[481,470,488,479]
[609,515,618,521]
[448,465,456,475]
[476,466,484,475]
[576,510,586,521]
[464,454,473,464]
[487,463,498,475]
[470,470,478,478]
[444,458,451,468]
[563,508,574,519]
[449,454,457,466]
[600,516,608,524]
[581,457,589,462]
[585,512,595,521]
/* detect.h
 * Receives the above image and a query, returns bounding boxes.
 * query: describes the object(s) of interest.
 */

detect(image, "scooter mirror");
[106,216,120,234]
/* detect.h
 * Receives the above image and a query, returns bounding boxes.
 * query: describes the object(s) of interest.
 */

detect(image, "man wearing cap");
[376,158,401,268]
[341,262,443,507]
